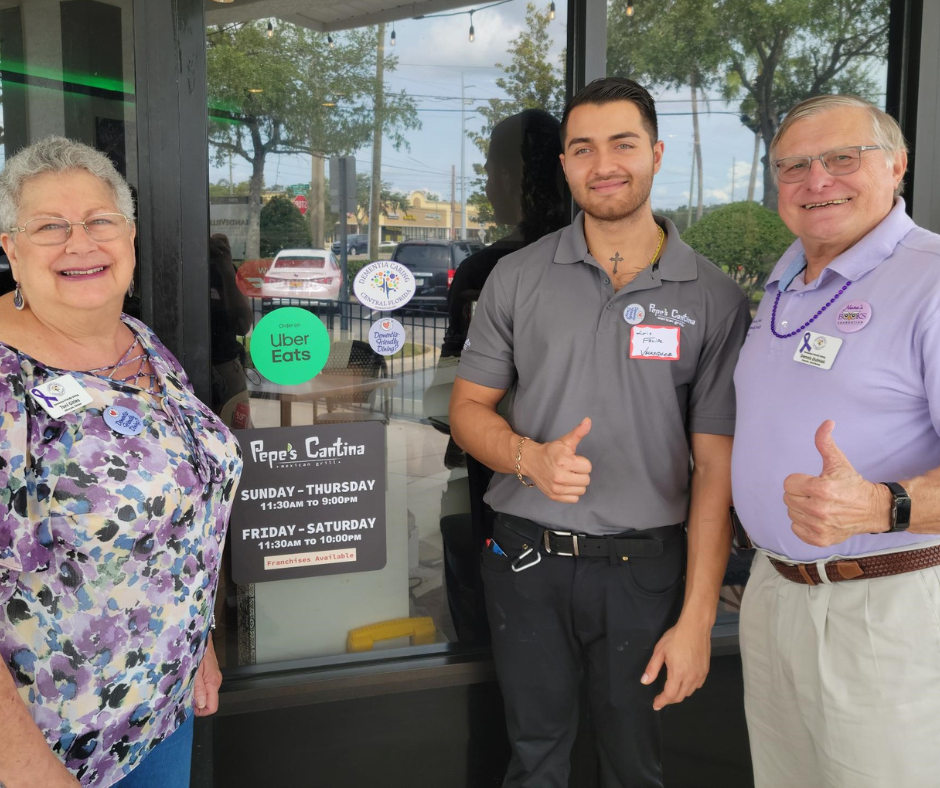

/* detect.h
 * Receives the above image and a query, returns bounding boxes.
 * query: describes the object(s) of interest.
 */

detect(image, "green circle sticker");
[250,307,330,385]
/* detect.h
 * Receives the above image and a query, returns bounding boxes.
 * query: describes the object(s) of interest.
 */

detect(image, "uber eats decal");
[250,307,330,385]
[231,421,386,584]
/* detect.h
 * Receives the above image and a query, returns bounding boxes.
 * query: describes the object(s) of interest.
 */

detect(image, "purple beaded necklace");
[770,280,854,339]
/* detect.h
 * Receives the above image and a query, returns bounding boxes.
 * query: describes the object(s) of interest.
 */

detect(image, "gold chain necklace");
[649,225,665,267]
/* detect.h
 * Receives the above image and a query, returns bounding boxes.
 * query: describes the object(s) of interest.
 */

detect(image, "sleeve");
[919,312,940,438]
[454,262,518,390]
[0,367,52,605]
[687,295,751,436]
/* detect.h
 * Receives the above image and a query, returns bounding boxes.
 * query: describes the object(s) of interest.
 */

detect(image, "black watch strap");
[881,482,912,532]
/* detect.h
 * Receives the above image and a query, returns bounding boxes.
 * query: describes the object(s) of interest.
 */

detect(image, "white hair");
[0,136,135,231]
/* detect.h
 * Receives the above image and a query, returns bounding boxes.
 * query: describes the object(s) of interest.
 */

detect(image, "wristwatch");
[880,482,912,532]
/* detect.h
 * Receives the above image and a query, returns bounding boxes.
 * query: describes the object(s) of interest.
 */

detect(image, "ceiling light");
[267,21,273,37]
[549,1,555,20]
[626,1,634,15]
[469,11,475,42]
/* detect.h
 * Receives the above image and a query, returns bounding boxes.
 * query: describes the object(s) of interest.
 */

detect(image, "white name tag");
[630,325,680,360]
[793,331,843,370]
[29,374,92,418]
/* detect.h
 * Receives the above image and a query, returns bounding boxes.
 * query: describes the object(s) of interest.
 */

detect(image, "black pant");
[481,514,685,788]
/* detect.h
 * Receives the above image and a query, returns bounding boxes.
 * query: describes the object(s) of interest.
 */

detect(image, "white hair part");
[770,95,908,194]
[0,136,135,232]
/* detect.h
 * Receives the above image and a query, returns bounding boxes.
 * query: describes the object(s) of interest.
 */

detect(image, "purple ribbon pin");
[31,387,58,408]
[800,332,812,352]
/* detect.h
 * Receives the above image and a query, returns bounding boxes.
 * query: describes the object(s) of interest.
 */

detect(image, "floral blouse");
[0,316,242,787]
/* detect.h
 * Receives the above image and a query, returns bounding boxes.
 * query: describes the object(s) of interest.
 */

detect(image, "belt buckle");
[544,529,579,557]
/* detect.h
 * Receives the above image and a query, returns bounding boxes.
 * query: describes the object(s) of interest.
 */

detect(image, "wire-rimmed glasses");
[9,213,132,246]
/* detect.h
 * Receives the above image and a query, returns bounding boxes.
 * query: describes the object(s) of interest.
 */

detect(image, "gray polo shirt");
[457,212,749,535]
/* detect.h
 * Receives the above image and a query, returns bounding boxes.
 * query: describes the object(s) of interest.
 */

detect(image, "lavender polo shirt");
[732,199,940,561]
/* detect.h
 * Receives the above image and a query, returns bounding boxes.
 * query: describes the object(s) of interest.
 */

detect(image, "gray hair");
[0,136,135,232]
[770,95,908,193]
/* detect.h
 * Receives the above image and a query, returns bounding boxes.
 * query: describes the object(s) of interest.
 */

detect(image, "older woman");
[0,137,242,787]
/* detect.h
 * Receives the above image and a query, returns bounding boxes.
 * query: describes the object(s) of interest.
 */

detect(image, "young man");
[449,77,749,787]
[733,95,940,787]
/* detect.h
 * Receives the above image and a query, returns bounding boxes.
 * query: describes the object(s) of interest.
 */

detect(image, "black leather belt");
[542,525,681,560]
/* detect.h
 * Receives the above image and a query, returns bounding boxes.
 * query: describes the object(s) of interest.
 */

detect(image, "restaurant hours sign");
[230,421,386,584]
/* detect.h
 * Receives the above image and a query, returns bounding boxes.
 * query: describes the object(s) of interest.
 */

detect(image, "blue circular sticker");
[103,405,144,436]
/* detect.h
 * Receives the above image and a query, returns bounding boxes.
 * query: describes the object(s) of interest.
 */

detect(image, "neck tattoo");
[610,251,624,273]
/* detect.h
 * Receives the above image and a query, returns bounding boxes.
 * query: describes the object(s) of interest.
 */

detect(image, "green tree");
[207,20,419,257]
[209,179,251,197]
[259,196,312,257]
[681,201,794,300]
[353,172,410,235]
[468,2,565,234]
[607,0,889,210]
[607,0,725,221]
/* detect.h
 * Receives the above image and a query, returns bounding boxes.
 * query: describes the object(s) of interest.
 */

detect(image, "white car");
[261,248,342,302]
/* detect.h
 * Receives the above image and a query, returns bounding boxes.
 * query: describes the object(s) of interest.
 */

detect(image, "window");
[205,1,569,668]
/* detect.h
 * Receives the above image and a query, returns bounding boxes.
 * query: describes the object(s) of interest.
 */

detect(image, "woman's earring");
[127,278,135,298]
[12,282,24,311]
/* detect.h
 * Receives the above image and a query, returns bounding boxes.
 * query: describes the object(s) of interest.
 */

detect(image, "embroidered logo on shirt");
[648,303,697,327]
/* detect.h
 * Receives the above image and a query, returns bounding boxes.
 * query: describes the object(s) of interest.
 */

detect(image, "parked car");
[261,248,342,303]
[331,233,368,256]
[377,241,398,258]
[391,239,483,311]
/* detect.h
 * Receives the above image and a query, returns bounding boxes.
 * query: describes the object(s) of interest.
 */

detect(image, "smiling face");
[0,169,136,316]
[774,107,906,259]
[560,100,663,223]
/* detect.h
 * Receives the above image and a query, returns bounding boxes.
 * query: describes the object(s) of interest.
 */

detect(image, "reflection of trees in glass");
[354,172,409,235]
[468,2,565,236]
[207,21,419,258]
[682,201,794,300]
[260,196,312,257]
[607,0,889,210]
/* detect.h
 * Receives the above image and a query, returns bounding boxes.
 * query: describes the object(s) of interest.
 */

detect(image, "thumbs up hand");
[522,418,593,503]
[783,420,892,547]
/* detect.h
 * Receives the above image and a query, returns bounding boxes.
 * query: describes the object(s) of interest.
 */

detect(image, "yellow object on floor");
[346,617,436,652]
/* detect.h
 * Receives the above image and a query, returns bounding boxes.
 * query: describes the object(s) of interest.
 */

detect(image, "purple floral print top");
[0,316,242,787]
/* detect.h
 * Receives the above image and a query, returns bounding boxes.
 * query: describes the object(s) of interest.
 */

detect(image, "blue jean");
[112,713,194,788]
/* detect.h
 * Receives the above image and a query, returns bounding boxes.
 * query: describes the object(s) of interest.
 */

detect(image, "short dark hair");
[560,77,658,146]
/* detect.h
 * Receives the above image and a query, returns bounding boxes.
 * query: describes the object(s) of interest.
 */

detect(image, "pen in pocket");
[485,538,507,557]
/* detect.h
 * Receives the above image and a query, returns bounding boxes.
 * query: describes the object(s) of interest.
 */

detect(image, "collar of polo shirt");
[553,212,698,282]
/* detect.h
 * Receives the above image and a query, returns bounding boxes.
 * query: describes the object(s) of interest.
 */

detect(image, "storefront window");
[0,0,138,303]
[205,2,569,667]
[605,0,890,625]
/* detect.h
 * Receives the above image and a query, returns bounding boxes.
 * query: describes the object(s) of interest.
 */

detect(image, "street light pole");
[460,72,467,241]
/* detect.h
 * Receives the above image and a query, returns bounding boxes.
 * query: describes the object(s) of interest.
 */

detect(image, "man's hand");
[193,635,222,717]
[522,418,593,503]
[641,620,711,710]
[783,420,892,547]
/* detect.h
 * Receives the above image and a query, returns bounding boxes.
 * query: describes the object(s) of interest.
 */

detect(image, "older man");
[733,94,940,787]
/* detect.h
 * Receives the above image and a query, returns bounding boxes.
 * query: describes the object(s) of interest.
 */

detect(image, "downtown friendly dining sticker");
[353,261,416,311]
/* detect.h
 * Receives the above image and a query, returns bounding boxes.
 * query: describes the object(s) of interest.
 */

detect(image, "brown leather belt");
[769,544,940,586]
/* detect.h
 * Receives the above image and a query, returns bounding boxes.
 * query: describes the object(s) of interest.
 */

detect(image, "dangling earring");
[12,282,24,311]
[127,278,135,298]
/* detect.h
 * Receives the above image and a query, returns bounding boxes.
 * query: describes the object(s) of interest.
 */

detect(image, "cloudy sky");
[208,0,883,211]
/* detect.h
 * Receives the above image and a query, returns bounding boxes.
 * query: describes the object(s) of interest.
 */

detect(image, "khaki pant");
[740,551,940,788]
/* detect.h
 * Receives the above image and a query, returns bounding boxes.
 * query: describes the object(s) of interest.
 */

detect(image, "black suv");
[391,239,483,310]
[331,233,368,256]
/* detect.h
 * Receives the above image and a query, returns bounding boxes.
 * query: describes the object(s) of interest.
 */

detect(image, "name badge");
[29,374,92,418]
[630,325,680,361]
[793,331,842,370]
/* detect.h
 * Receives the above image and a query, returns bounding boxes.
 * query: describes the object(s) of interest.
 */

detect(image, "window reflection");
[206,3,568,668]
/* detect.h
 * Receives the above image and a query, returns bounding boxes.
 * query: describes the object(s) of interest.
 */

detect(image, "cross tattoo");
[610,251,623,274]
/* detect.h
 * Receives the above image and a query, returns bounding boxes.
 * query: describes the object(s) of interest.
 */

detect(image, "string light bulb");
[327,35,334,48]
[626,1,634,15]
[469,10,475,42]
[266,21,273,37]
[549,1,555,20]
[391,24,396,45]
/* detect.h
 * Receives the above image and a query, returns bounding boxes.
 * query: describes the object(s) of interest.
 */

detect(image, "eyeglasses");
[772,145,882,184]
[9,213,131,246]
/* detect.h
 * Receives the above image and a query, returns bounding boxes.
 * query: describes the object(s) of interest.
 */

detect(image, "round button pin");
[835,301,872,333]
[103,405,144,436]
[623,303,645,325]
